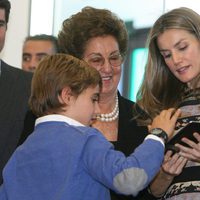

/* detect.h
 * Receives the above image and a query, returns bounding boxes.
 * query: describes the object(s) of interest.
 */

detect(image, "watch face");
[150,128,168,143]
[151,128,163,135]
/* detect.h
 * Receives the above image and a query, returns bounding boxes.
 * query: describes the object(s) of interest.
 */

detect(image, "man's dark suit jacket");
[0,60,36,183]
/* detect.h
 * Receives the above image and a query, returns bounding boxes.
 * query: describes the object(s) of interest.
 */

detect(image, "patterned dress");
[161,89,200,200]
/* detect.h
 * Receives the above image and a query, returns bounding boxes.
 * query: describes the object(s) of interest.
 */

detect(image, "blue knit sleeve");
[82,129,164,196]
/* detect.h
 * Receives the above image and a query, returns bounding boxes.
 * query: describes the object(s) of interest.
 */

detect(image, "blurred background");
[4,0,200,100]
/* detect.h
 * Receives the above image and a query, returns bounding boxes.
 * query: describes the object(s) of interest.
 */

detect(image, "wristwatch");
[149,128,168,144]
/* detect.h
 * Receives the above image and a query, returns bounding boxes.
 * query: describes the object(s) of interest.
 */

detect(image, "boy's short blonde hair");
[29,53,102,117]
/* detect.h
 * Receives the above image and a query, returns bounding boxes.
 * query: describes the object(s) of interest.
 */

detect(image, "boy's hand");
[151,108,181,140]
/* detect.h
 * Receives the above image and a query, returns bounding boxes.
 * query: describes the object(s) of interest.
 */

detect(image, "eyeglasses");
[86,53,123,70]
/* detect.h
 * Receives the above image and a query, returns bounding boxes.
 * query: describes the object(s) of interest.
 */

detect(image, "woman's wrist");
[147,185,166,198]
[147,169,174,198]
[160,167,176,180]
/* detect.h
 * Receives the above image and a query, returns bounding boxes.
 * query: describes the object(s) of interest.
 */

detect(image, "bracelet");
[147,185,166,198]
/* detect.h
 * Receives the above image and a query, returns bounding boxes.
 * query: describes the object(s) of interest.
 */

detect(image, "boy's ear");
[59,86,72,104]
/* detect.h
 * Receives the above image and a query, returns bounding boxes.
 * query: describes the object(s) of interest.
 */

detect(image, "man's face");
[0,9,7,53]
[22,40,56,72]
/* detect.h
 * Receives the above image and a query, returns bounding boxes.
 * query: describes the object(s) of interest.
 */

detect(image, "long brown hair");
[135,7,200,125]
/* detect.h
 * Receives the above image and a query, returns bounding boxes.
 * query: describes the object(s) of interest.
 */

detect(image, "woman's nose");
[100,59,112,72]
[172,52,182,66]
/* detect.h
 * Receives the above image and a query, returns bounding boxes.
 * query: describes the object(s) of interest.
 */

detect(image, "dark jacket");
[110,93,156,200]
[0,61,35,183]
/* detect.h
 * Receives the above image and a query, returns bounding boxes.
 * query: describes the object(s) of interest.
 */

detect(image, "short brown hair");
[58,6,128,59]
[29,54,102,117]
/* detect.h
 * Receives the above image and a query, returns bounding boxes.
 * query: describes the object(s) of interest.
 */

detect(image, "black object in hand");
[166,122,200,151]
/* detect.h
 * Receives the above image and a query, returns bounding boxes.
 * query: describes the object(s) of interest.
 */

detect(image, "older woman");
[58,6,149,200]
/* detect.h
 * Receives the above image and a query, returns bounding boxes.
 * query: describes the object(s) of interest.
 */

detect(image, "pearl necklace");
[96,96,119,122]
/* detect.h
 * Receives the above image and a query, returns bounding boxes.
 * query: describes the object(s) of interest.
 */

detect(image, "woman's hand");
[175,132,200,162]
[162,150,187,176]
[149,150,187,197]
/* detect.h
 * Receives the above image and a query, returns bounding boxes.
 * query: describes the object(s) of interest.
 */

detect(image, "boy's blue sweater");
[0,115,164,200]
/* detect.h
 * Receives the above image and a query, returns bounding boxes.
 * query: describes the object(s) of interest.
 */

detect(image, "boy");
[0,54,180,200]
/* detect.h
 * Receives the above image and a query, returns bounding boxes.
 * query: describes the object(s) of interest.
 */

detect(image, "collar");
[35,114,85,127]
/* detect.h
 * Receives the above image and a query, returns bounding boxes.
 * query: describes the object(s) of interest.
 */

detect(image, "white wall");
[2,0,200,69]
[53,0,163,36]
[30,0,54,35]
[1,0,30,68]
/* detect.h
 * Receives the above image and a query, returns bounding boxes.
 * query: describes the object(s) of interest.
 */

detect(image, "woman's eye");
[163,54,171,59]
[179,46,187,51]
[110,56,118,61]
[92,59,98,63]
[91,58,102,63]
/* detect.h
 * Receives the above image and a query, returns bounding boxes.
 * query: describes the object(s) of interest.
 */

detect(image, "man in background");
[22,34,58,72]
[0,0,35,183]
